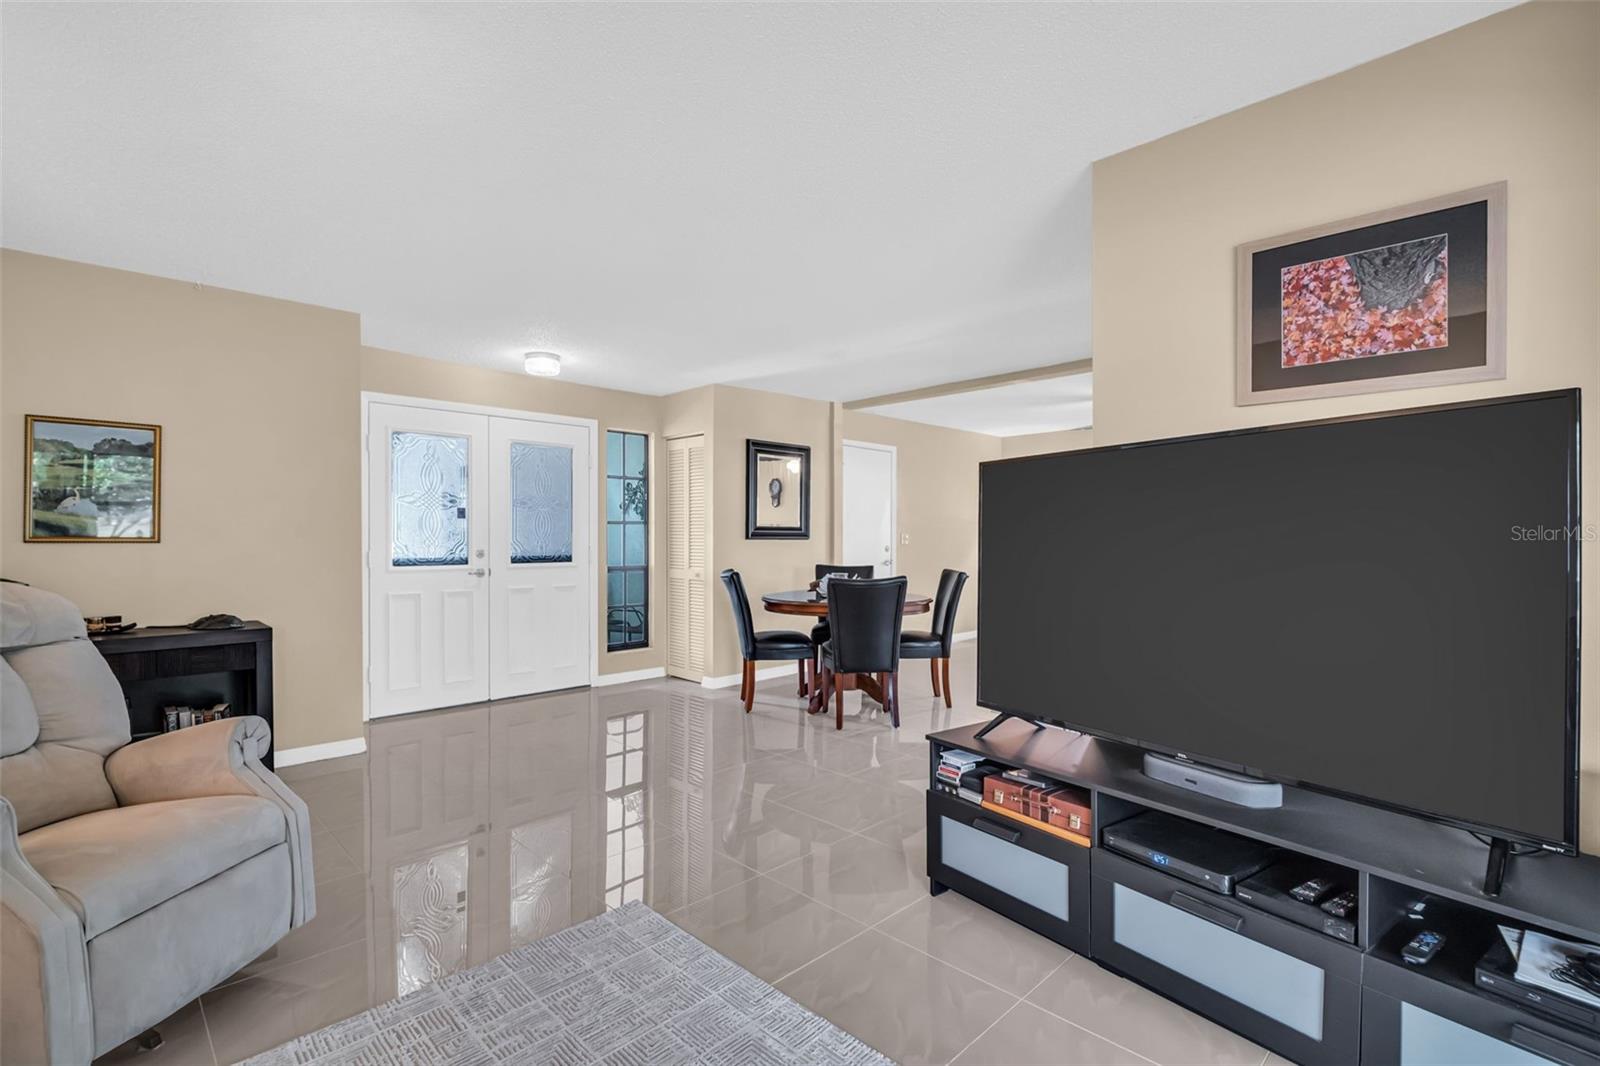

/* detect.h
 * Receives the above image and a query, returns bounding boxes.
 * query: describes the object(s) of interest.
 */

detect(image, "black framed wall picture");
[1235,182,1506,405]
[745,439,810,540]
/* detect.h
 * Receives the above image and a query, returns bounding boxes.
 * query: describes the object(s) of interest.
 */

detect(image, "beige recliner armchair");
[0,583,315,1063]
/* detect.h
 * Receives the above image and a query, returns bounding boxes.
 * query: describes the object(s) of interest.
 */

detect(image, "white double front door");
[367,402,592,718]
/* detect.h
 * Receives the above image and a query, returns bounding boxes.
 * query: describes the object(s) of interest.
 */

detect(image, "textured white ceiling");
[862,372,1093,437]
[2,2,1510,402]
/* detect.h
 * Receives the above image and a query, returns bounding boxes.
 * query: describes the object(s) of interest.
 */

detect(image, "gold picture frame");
[24,415,162,543]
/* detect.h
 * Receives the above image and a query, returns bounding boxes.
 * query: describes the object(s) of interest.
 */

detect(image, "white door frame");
[361,391,599,721]
[841,439,897,575]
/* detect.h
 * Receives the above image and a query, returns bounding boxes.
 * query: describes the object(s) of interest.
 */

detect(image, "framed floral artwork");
[1235,183,1505,405]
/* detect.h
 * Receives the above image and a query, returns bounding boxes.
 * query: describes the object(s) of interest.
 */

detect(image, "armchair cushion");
[19,796,287,938]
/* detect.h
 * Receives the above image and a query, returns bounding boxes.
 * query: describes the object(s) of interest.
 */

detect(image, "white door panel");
[369,402,593,717]
[368,404,491,717]
[843,441,896,576]
[666,435,707,681]
[489,417,591,698]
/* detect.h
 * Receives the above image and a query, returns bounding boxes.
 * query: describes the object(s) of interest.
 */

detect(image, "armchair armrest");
[1,798,94,1065]
[103,717,317,927]
[104,716,271,804]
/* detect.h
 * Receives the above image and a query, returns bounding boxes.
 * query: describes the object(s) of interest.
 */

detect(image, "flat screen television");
[978,390,1581,852]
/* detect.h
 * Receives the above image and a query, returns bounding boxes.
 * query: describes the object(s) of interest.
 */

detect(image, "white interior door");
[489,417,592,698]
[843,440,896,576]
[368,404,491,717]
[666,435,708,681]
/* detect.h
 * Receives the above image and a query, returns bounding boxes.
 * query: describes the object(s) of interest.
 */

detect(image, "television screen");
[978,391,1580,850]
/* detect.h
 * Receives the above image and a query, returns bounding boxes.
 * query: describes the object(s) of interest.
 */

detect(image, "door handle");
[467,568,486,578]
[972,817,1022,844]
[1169,890,1245,932]
[1510,1024,1600,1066]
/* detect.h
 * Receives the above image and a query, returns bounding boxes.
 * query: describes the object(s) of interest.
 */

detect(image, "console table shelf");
[91,623,274,769]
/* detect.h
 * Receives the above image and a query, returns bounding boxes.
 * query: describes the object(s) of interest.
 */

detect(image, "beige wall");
[0,250,363,750]
[1090,0,1600,849]
[1000,428,1095,458]
[359,347,666,678]
[706,385,836,679]
[839,411,1000,636]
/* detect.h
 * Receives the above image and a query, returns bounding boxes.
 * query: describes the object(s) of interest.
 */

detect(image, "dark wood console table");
[91,623,275,769]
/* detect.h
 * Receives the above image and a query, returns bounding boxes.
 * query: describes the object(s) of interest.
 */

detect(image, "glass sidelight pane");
[624,523,646,566]
[391,431,469,567]
[509,442,573,564]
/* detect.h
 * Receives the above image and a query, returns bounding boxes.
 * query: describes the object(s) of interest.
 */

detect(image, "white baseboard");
[594,666,667,687]
[701,664,796,690]
[275,736,367,768]
[953,630,976,644]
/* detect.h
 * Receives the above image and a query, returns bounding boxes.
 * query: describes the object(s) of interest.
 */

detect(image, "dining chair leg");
[743,660,756,713]
[941,657,953,709]
[796,658,807,697]
[887,670,900,729]
[930,659,941,698]
[835,674,845,730]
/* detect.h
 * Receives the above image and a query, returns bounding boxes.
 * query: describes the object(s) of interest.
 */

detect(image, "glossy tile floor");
[100,645,1276,1066]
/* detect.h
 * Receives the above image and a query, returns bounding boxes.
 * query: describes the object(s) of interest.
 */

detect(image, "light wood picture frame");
[1236,182,1506,406]
[25,414,162,542]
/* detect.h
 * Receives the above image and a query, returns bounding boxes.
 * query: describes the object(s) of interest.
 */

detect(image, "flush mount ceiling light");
[523,352,561,377]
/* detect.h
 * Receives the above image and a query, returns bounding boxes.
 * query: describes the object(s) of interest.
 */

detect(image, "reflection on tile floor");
[98,645,1268,1066]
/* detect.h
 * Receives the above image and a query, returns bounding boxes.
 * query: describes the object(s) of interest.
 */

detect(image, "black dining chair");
[719,569,814,712]
[816,576,908,730]
[809,564,876,666]
[899,568,968,708]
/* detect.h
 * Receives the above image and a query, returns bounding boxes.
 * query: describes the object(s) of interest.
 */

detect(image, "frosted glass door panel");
[1399,1003,1551,1066]
[391,431,471,567]
[489,418,591,699]
[392,842,471,996]
[509,442,573,564]
[368,405,491,717]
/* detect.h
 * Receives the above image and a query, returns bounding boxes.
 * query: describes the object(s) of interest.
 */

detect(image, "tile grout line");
[1018,955,1167,1066]
[196,994,220,1066]
[939,946,1077,1065]
[941,998,1023,1066]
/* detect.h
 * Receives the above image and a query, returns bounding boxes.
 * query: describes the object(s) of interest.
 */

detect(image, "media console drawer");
[926,789,1090,954]
[1091,849,1361,1066]
[1362,956,1600,1066]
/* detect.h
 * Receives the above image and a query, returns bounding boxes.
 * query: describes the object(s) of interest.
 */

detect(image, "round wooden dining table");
[759,588,933,617]
[761,588,932,716]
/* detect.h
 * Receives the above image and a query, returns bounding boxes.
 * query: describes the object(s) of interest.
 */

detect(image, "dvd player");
[1235,860,1357,943]
[1476,938,1600,1034]
[1101,811,1280,895]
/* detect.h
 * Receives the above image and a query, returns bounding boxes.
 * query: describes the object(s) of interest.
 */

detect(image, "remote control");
[1402,930,1445,965]
[1320,890,1358,919]
[1290,877,1336,904]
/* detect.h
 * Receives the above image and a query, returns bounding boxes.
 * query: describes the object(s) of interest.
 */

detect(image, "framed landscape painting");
[1236,183,1505,405]
[25,415,161,542]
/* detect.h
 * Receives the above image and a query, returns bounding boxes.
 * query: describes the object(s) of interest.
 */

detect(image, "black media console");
[927,721,1600,1066]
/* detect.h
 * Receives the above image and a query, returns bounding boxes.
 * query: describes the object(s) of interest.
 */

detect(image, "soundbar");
[1143,752,1284,809]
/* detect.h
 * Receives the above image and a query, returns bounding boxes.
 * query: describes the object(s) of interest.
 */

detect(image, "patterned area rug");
[242,901,892,1065]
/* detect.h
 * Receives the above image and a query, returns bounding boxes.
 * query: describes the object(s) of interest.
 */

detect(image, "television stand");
[973,710,1047,740]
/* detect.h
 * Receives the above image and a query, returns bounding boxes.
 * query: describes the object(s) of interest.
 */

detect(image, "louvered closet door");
[666,435,708,681]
